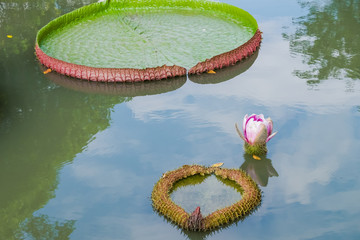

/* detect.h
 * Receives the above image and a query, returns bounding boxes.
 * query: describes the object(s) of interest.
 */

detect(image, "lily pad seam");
[117,12,177,67]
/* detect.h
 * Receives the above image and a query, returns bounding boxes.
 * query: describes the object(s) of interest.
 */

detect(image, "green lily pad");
[36,0,261,82]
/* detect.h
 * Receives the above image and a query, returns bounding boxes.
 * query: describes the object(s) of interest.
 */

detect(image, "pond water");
[1,0,360,239]
[170,174,243,217]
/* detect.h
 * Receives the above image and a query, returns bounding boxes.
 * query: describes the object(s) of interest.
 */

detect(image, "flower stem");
[243,142,268,155]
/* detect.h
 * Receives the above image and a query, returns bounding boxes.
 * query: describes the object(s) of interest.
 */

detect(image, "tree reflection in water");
[19,214,75,240]
[1,1,191,238]
[0,0,124,239]
[285,0,360,85]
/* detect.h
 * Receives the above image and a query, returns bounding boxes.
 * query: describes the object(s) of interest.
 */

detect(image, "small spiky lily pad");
[35,0,261,82]
[151,165,261,231]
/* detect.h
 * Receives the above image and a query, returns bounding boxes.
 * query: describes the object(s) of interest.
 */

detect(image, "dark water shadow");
[240,153,278,187]
[42,66,187,97]
[188,49,259,84]
[0,64,6,123]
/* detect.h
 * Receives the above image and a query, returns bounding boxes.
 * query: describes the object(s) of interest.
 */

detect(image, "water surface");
[1,0,360,239]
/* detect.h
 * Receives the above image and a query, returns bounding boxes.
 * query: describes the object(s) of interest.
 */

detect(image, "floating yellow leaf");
[211,162,224,167]
[207,70,216,74]
[43,69,52,74]
[7,35,13,38]
[252,155,261,160]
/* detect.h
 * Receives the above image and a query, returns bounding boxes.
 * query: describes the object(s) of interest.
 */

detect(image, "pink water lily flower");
[236,114,277,146]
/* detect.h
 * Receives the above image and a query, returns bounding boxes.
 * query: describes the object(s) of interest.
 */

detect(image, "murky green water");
[1,0,360,239]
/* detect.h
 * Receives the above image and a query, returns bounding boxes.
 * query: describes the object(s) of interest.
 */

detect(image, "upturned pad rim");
[35,0,261,82]
[151,164,262,231]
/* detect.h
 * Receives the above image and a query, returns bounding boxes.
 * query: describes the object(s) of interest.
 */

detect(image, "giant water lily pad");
[36,0,261,82]
[152,165,261,231]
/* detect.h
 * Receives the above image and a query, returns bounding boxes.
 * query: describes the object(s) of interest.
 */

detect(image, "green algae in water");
[39,7,254,69]
[170,175,243,216]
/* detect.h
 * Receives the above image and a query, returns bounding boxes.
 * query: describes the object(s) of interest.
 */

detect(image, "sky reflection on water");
[1,0,360,239]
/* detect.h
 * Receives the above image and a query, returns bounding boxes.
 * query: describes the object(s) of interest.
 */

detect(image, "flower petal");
[265,117,273,135]
[245,114,257,131]
[258,114,265,122]
[244,114,256,142]
[266,131,277,142]
[247,114,257,123]
[245,118,258,144]
[235,123,247,142]
[243,114,248,133]
[253,124,268,145]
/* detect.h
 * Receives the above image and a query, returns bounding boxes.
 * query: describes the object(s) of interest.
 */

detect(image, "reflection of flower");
[236,114,277,155]
[240,154,278,187]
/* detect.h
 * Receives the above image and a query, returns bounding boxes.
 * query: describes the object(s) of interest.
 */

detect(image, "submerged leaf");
[252,155,261,160]
[207,70,216,74]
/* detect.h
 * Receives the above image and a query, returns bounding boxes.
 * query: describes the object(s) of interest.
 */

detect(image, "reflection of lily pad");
[35,0,261,82]
[152,165,261,231]
[189,49,259,84]
[42,66,186,96]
